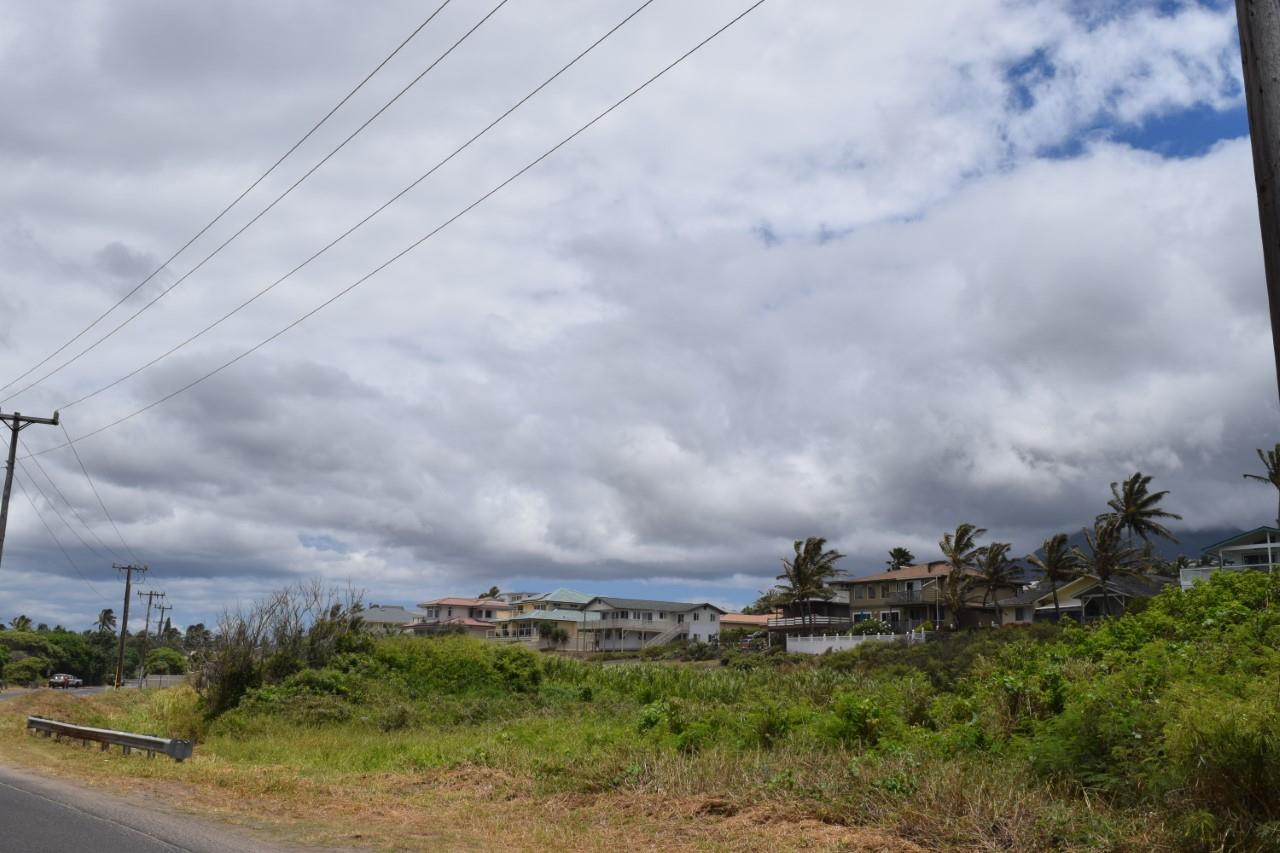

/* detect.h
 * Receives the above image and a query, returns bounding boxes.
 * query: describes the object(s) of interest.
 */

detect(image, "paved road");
[0,763,333,852]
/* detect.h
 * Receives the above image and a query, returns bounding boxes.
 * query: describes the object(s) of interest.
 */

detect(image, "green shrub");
[821,691,898,749]
[5,656,46,684]
[1162,683,1280,840]
[491,644,542,693]
[144,646,188,675]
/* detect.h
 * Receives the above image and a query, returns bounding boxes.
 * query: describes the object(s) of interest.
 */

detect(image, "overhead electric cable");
[15,458,110,562]
[58,0,659,412]
[24,0,768,459]
[0,0,501,404]
[58,421,139,564]
[19,441,122,560]
[0,2,452,399]
[13,473,108,601]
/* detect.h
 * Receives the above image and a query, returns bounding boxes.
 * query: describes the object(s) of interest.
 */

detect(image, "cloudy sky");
[0,0,1274,630]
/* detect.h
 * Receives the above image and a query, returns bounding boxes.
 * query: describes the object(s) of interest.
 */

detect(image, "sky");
[0,0,1275,630]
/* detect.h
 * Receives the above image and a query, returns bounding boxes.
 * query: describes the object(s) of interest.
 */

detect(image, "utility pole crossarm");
[0,410,61,568]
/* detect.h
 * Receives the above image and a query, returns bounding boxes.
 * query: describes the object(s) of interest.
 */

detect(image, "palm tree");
[885,547,915,571]
[775,537,846,628]
[1025,532,1077,623]
[95,608,116,634]
[1101,472,1182,546]
[1071,517,1140,618]
[1244,443,1280,527]
[9,615,32,631]
[938,523,987,629]
[478,586,500,599]
[973,542,1016,625]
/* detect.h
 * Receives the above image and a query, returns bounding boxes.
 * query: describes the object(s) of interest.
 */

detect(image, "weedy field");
[1,572,1277,852]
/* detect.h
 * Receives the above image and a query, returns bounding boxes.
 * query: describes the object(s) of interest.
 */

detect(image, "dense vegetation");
[75,570,1258,850]
[0,614,205,685]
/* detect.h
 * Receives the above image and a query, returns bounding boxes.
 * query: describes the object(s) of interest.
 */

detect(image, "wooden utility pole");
[136,589,164,684]
[113,563,146,688]
[0,410,59,568]
[1236,0,1280,402]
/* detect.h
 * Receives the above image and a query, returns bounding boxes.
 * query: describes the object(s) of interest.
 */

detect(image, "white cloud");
[0,0,1270,623]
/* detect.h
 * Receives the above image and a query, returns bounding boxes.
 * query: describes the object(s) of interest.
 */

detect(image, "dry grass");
[0,690,926,852]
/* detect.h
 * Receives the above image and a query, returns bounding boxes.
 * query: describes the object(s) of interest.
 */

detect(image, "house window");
[677,614,684,623]
[868,586,876,599]
[853,612,869,623]
[658,612,666,619]
[644,612,654,621]
[1015,607,1026,621]
[855,587,864,599]
[709,613,717,621]
[693,612,700,621]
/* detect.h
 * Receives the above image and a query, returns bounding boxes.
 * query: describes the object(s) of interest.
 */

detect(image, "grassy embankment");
[1,572,1278,851]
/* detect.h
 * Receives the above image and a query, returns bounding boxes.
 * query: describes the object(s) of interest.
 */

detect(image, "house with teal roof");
[484,588,601,650]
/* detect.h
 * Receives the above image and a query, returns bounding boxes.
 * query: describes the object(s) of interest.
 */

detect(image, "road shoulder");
[0,762,355,853]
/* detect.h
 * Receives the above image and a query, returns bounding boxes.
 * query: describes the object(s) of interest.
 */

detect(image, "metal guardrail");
[26,716,193,762]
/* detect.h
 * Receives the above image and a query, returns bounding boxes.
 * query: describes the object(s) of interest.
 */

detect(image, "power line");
[24,0,768,459]
[58,421,139,565]
[13,472,108,601]
[15,457,111,562]
[58,0,660,413]
[0,0,464,403]
[19,440,122,561]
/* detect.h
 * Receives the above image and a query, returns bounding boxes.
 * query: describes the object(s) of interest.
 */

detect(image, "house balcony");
[767,615,851,630]
[882,589,942,606]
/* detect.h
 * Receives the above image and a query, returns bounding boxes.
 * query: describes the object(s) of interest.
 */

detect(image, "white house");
[577,597,725,650]
[1183,527,1280,590]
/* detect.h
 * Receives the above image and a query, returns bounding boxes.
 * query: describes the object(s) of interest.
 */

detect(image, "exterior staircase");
[645,622,689,647]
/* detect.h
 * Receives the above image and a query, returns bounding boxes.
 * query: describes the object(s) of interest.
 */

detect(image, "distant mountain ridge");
[1060,526,1245,561]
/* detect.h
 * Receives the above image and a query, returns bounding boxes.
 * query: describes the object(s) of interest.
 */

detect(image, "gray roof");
[531,587,594,605]
[1076,574,1173,599]
[584,596,725,614]
[360,605,424,624]
[1200,526,1280,554]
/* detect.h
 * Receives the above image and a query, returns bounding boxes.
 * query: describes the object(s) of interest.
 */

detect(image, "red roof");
[720,613,771,626]
[835,562,958,585]
[423,597,515,609]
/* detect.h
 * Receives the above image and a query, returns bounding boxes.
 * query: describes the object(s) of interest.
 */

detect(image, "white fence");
[785,629,929,655]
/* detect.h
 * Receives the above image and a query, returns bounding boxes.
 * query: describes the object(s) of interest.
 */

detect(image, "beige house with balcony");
[831,561,1018,630]
[488,588,599,650]
[405,597,515,637]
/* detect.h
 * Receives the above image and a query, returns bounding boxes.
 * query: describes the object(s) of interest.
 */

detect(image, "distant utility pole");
[0,410,59,568]
[156,603,172,638]
[113,563,147,688]
[1235,0,1280,403]
[136,589,164,684]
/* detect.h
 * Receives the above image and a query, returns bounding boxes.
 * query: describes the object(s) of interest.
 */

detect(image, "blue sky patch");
[299,533,351,554]
[1112,103,1248,157]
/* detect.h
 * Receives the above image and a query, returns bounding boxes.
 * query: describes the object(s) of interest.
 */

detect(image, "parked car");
[47,673,83,689]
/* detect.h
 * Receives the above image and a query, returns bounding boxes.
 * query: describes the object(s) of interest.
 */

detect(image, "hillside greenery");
[13,571,1280,851]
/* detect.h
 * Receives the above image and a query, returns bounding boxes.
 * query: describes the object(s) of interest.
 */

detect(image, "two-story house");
[577,597,725,650]
[830,561,1020,630]
[489,588,600,649]
[405,596,516,638]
